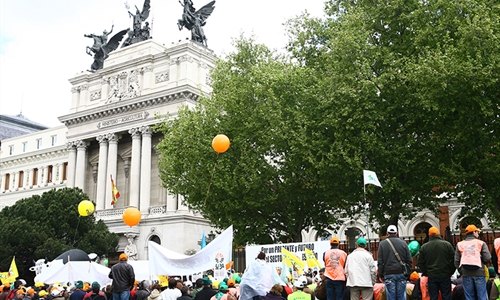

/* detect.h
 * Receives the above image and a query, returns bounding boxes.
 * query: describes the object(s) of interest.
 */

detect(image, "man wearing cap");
[454,224,491,300]
[109,253,136,300]
[417,226,455,300]
[37,291,48,300]
[70,281,86,300]
[323,237,347,300]
[345,237,376,300]
[288,280,311,300]
[377,225,412,300]
[194,277,216,300]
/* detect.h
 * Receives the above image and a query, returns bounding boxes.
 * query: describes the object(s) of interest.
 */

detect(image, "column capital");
[106,133,122,143]
[129,127,142,138]
[66,142,76,150]
[96,135,108,144]
[141,126,152,137]
[75,140,90,150]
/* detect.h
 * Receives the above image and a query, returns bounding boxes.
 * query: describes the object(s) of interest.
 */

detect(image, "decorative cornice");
[0,148,68,169]
[60,91,199,126]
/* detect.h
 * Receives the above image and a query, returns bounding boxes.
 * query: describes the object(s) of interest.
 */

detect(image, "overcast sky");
[0,0,325,127]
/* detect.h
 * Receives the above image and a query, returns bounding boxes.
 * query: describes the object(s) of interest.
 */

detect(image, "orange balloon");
[122,207,141,227]
[212,134,230,153]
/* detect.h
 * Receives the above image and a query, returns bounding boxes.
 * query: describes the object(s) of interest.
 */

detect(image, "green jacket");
[417,236,455,278]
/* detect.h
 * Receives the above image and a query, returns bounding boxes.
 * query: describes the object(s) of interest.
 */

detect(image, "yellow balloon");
[78,200,94,216]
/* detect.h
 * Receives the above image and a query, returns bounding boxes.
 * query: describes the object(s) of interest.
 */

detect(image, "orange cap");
[119,253,128,261]
[330,237,339,244]
[465,225,481,234]
[428,227,439,236]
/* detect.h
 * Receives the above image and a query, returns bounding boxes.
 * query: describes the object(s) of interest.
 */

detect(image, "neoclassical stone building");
[0,39,496,263]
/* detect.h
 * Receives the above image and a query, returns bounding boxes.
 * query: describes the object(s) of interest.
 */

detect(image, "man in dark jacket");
[377,225,412,300]
[417,227,455,300]
[70,281,87,300]
[193,278,216,300]
[109,253,136,300]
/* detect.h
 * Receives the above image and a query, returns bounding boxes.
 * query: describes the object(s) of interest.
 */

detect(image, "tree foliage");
[286,0,500,228]
[0,188,119,282]
[156,0,500,244]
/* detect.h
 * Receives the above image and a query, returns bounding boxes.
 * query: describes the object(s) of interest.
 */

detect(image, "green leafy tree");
[285,0,500,229]
[156,37,350,245]
[0,188,119,282]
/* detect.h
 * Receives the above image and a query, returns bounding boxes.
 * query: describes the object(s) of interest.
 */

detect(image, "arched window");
[149,235,161,244]
[414,222,432,244]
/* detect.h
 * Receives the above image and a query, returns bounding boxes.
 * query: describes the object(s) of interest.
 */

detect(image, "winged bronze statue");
[122,0,152,47]
[85,26,128,72]
[177,0,216,47]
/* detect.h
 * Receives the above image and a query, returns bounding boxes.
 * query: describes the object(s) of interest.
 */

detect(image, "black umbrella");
[55,249,90,264]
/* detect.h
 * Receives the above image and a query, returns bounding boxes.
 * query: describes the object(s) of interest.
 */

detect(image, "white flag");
[363,170,382,187]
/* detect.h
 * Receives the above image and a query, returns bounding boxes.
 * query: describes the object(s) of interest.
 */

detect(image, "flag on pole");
[281,248,305,275]
[0,257,19,283]
[201,231,207,249]
[363,170,382,187]
[304,248,321,269]
[110,175,120,205]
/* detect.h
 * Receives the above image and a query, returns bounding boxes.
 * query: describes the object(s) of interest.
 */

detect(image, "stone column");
[166,193,177,212]
[38,167,44,187]
[66,142,77,187]
[57,164,64,183]
[129,128,142,208]
[79,85,88,109]
[11,172,17,190]
[96,135,108,211]
[139,126,152,213]
[178,194,189,211]
[105,133,121,209]
[75,140,89,190]
[101,77,110,103]
[70,87,80,113]
[28,169,34,187]
[1,174,6,192]
[24,169,30,188]
[142,66,154,90]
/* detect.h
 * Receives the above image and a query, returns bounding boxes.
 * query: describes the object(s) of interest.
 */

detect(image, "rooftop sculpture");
[177,0,216,47]
[122,0,152,47]
[85,25,128,72]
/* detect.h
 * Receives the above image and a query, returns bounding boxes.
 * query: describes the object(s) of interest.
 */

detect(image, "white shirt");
[159,288,182,300]
[345,248,376,287]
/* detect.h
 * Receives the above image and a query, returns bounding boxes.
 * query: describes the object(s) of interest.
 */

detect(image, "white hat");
[293,280,304,289]
[184,281,193,288]
[387,225,398,234]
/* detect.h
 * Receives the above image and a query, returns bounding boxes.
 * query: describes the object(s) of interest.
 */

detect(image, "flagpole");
[363,183,371,251]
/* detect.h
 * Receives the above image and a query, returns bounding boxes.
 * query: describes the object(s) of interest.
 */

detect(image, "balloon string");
[204,153,219,205]
[73,216,81,247]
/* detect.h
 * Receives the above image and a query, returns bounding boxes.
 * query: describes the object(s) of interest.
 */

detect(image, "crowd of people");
[1,226,499,300]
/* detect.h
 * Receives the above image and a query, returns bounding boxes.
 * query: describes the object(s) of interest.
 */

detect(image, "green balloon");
[103,259,109,266]
[408,240,420,257]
